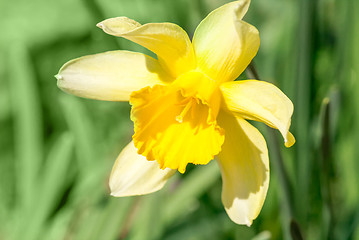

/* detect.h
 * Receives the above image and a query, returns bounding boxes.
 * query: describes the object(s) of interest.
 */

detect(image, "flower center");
[130,83,224,173]
[172,70,221,124]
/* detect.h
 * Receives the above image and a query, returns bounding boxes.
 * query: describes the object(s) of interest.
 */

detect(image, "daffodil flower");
[56,0,295,226]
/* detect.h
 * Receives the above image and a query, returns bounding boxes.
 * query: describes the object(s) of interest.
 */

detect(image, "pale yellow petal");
[97,17,196,78]
[217,111,269,226]
[220,80,295,147]
[192,0,259,82]
[109,141,176,197]
[56,50,172,101]
[130,85,224,173]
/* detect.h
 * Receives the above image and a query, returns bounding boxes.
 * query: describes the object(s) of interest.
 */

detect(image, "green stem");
[320,97,337,240]
[295,0,315,224]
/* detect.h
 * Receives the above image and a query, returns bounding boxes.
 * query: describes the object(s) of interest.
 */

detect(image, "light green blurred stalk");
[342,0,359,239]
[9,43,43,215]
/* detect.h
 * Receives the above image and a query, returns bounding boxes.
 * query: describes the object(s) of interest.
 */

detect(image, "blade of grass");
[90,197,134,240]
[295,0,315,225]
[290,220,304,240]
[38,132,74,220]
[164,214,234,240]
[163,162,220,225]
[334,0,359,238]
[319,97,338,240]
[43,209,73,240]
[59,95,97,171]
[127,194,164,240]
[9,42,43,213]
[0,50,12,219]
[59,95,109,205]
[72,207,103,240]
[59,94,120,240]
[17,132,75,240]
[70,198,133,240]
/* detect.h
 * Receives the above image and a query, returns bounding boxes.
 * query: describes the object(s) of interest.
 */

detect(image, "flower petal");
[217,111,269,226]
[192,0,259,82]
[110,141,176,197]
[220,80,295,147]
[130,85,224,173]
[56,50,171,101]
[97,17,196,78]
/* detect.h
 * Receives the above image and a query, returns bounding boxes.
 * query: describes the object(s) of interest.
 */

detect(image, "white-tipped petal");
[110,141,176,197]
[57,50,172,101]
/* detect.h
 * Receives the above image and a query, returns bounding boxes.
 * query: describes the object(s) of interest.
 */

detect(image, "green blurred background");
[0,0,358,239]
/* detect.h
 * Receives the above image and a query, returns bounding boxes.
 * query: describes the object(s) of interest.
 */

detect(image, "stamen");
[176,98,195,123]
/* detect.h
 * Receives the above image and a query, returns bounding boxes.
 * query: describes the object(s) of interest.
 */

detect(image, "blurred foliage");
[0,0,358,239]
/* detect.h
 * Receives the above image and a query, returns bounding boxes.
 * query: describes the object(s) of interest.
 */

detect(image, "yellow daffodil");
[56,0,295,226]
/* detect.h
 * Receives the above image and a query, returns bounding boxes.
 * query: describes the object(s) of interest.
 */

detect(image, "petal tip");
[284,132,295,148]
[236,214,253,226]
[246,219,253,227]
[109,190,129,197]
[234,1,246,12]
[233,0,251,19]
[228,212,254,226]
[108,182,118,196]
[96,22,104,29]
[54,74,63,81]
[109,182,121,196]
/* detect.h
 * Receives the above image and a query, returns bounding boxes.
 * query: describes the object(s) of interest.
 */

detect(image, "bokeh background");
[0,0,358,239]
